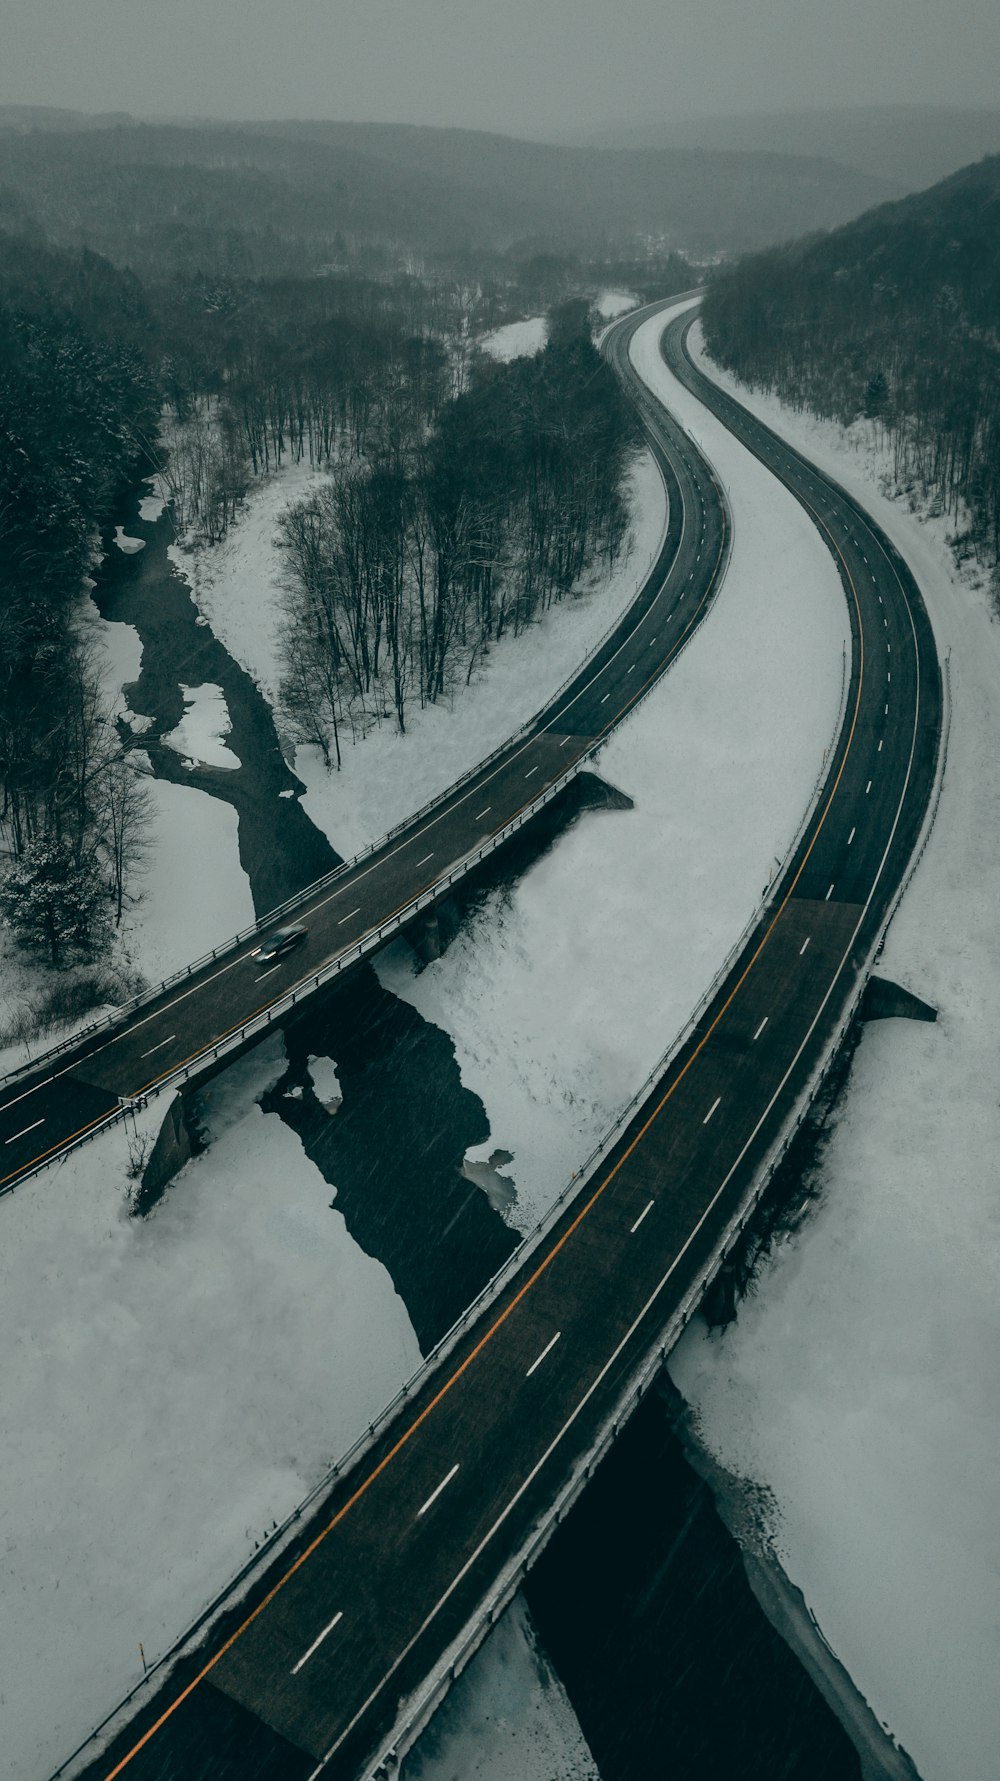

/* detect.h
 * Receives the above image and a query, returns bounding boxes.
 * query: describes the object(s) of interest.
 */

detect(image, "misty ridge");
[0,107,904,269]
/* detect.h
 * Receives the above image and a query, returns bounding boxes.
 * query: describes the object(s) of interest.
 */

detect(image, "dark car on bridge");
[254,924,308,963]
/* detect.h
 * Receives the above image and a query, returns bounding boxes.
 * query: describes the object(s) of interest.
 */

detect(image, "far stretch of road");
[1,295,727,1196]
[65,303,940,1781]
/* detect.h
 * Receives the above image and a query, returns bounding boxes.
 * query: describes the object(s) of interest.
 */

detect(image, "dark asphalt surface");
[2,296,725,1197]
[65,297,940,1781]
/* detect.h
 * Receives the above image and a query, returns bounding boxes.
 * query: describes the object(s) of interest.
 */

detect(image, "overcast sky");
[4,0,999,135]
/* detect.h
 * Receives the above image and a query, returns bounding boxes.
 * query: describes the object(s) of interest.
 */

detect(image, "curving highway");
[1,296,726,1197]
[61,298,941,1781]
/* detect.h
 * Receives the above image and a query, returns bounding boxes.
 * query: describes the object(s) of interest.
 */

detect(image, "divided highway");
[63,298,941,1781]
[2,295,726,1197]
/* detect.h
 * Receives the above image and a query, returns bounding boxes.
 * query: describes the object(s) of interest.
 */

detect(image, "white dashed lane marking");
[291,1611,343,1676]
[526,1332,562,1377]
[418,1465,460,1519]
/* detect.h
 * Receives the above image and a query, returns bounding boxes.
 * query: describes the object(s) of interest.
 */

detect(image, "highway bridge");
[57,297,940,1781]
[1,296,727,1198]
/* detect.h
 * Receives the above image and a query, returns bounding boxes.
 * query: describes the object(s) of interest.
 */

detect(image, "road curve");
[62,301,940,1781]
[2,295,726,1197]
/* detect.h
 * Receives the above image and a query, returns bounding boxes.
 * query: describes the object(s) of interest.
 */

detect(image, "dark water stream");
[526,1387,862,1781]
[95,483,868,1780]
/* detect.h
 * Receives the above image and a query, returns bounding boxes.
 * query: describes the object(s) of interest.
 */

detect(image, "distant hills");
[0,110,901,273]
[0,104,135,133]
[567,104,1000,196]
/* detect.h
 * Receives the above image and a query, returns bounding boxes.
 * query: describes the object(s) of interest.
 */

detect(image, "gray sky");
[4,0,999,134]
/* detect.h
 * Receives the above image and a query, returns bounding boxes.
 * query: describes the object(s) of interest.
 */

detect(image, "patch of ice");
[112,526,145,555]
[138,479,167,523]
[162,682,240,771]
[306,1055,342,1111]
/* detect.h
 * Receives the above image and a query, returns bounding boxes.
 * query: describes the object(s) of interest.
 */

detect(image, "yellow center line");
[102,396,871,1778]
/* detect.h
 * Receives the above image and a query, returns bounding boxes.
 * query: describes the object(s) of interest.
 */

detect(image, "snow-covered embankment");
[669,325,1000,1781]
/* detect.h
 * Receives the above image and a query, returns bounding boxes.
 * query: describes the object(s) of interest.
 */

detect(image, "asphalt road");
[61,300,942,1781]
[1,296,726,1198]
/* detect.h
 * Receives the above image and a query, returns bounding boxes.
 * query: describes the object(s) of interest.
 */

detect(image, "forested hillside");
[701,155,1000,580]
[277,305,636,758]
[0,115,897,272]
[0,239,158,970]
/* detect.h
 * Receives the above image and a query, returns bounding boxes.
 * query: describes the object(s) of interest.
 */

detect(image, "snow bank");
[297,450,667,856]
[0,1038,421,1781]
[668,327,1000,1781]
[137,478,167,523]
[121,778,254,983]
[161,681,240,770]
[169,455,327,706]
[378,298,846,1233]
[479,315,548,361]
[404,1594,598,1781]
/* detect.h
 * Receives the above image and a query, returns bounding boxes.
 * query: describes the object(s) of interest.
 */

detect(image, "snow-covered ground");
[595,289,640,319]
[161,682,240,771]
[404,1595,598,1781]
[379,297,846,1233]
[168,455,325,707]
[297,451,667,856]
[666,326,1000,1781]
[121,777,254,983]
[87,610,254,989]
[479,315,548,361]
[0,1037,421,1781]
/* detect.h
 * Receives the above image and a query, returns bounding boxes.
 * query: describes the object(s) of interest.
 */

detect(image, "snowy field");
[479,315,547,361]
[379,297,847,1233]
[0,1039,421,1781]
[667,326,1000,1781]
[595,289,640,319]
